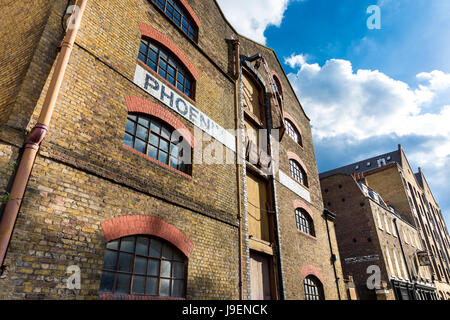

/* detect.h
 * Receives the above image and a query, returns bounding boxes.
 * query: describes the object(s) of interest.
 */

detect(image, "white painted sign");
[134,64,236,152]
[278,170,311,202]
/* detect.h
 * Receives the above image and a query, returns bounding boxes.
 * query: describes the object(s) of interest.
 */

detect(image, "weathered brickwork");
[0,0,345,300]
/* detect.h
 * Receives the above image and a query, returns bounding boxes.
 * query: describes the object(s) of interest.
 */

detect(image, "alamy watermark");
[367,5,381,30]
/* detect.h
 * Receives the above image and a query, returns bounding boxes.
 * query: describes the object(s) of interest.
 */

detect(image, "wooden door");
[250,251,272,300]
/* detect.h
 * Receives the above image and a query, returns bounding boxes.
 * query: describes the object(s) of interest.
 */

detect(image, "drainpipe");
[232,38,244,300]
[324,208,342,300]
[0,0,88,268]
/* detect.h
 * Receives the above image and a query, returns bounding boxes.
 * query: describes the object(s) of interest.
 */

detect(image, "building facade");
[0,0,345,300]
[320,145,450,300]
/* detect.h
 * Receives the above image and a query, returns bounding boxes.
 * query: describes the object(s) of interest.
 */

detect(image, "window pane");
[147,259,160,276]
[103,250,118,271]
[147,145,158,160]
[115,274,131,294]
[161,260,171,278]
[136,237,149,256]
[134,139,146,154]
[139,41,148,54]
[120,237,135,253]
[134,257,147,275]
[123,133,133,148]
[172,280,183,298]
[128,114,137,121]
[158,69,167,79]
[150,134,159,147]
[99,271,115,293]
[160,139,169,152]
[162,244,173,260]
[160,279,171,296]
[149,50,158,63]
[106,240,119,251]
[170,157,178,169]
[118,253,133,272]
[132,276,146,295]
[136,125,149,141]
[172,262,184,278]
[149,239,162,258]
[158,152,168,164]
[125,119,136,134]
[147,60,157,71]
[161,127,171,140]
[159,59,167,71]
[170,145,179,157]
[146,277,158,295]
[138,117,150,127]
[151,121,161,134]
[138,53,146,63]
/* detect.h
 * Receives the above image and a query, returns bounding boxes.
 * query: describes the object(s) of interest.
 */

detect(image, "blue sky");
[217,0,450,227]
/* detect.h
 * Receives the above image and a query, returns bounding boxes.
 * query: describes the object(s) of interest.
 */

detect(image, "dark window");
[99,235,187,298]
[152,0,198,41]
[289,159,308,187]
[304,276,324,300]
[295,208,315,236]
[285,119,302,146]
[124,113,191,174]
[138,38,194,99]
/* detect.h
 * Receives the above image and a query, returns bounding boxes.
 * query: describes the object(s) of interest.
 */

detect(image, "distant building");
[320,145,450,300]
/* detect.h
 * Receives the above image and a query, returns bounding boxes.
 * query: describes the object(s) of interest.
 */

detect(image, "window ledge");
[298,230,317,240]
[122,144,192,180]
[137,60,196,105]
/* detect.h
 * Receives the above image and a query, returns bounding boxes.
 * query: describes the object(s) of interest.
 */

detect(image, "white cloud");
[284,53,309,68]
[216,0,296,44]
[286,57,450,142]
[287,56,450,222]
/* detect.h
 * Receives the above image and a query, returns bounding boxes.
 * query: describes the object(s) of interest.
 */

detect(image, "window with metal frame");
[295,208,314,236]
[138,38,194,99]
[123,113,191,174]
[304,275,324,300]
[99,235,187,298]
[285,119,302,146]
[152,0,198,41]
[289,159,308,187]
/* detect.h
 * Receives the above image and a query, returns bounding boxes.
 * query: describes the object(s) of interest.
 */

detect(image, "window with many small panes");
[138,38,194,99]
[289,159,308,187]
[99,235,187,298]
[285,119,302,146]
[152,0,198,41]
[295,209,314,236]
[123,113,190,174]
[304,276,324,300]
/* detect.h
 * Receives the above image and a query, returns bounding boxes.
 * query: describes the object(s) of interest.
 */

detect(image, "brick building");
[0,0,345,300]
[320,145,450,300]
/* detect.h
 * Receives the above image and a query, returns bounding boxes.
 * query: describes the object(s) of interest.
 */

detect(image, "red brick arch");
[139,23,199,80]
[271,70,284,95]
[101,215,194,258]
[287,151,308,174]
[301,265,324,284]
[177,0,202,28]
[125,96,195,147]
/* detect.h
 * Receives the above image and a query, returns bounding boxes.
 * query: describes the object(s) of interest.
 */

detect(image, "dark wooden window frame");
[138,38,195,99]
[295,208,315,236]
[123,113,191,174]
[289,159,308,187]
[304,275,324,300]
[152,0,198,41]
[99,235,187,298]
[285,119,302,146]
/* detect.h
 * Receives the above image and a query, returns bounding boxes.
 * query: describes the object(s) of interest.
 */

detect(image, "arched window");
[152,0,199,41]
[304,275,324,300]
[99,235,187,298]
[295,208,314,236]
[138,38,194,99]
[285,119,302,146]
[123,113,191,174]
[290,159,308,187]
